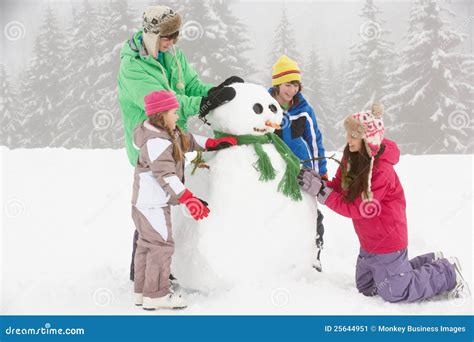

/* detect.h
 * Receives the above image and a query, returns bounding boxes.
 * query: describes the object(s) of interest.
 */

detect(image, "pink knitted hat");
[344,103,385,157]
[343,103,385,201]
[144,91,180,117]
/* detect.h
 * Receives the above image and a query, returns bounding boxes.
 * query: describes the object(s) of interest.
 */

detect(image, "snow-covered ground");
[1,147,472,315]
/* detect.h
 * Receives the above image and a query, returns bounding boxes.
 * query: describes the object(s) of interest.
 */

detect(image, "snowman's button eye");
[269,104,277,113]
[253,103,263,114]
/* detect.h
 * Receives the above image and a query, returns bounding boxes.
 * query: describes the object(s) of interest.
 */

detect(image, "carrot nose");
[265,120,281,130]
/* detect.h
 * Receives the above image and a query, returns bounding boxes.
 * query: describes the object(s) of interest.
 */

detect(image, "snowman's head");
[206,83,283,136]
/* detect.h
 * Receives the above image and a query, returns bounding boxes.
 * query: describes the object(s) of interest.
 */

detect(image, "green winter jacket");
[118,30,213,166]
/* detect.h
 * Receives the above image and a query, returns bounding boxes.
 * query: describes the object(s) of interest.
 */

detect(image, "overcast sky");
[1,0,472,76]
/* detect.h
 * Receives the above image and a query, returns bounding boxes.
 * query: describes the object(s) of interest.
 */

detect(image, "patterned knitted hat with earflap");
[343,103,385,201]
[142,6,182,57]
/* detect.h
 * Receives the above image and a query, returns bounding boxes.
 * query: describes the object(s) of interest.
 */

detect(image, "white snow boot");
[434,251,444,261]
[142,292,187,310]
[135,274,182,307]
[448,257,471,299]
[135,293,143,306]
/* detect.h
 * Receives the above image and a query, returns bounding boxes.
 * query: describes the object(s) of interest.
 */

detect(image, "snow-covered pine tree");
[303,46,335,151]
[453,55,474,153]
[210,0,256,82]
[184,0,256,136]
[324,60,341,150]
[173,0,226,84]
[54,0,103,148]
[384,0,472,154]
[17,6,68,148]
[343,0,396,115]
[0,64,20,147]
[327,59,353,150]
[85,0,138,148]
[14,67,36,147]
[379,50,401,131]
[266,6,302,82]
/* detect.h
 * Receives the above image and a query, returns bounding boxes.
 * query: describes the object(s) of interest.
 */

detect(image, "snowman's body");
[172,83,318,291]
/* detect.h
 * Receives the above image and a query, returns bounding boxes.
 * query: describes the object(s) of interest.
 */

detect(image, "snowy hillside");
[1,147,472,315]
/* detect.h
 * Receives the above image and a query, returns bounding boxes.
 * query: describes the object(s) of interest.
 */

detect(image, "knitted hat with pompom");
[343,103,385,201]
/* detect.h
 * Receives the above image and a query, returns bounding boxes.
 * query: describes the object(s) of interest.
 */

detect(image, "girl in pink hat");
[131,90,236,310]
[298,103,469,303]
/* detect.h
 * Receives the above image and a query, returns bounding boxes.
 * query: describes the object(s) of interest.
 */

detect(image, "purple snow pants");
[355,248,456,303]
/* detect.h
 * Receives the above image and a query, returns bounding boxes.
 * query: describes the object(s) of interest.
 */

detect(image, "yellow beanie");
[272,55,301,86]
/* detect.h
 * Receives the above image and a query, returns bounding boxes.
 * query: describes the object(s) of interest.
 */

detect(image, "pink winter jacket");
[325,139,408,254]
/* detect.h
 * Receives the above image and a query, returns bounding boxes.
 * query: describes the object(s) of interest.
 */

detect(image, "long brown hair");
[341,143,384,203]
[148,112,189,162]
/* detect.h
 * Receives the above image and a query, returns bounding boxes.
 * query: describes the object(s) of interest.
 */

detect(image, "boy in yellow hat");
[270,55,328,272]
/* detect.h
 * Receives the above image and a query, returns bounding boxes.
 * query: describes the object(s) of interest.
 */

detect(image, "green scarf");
[214,131,302,201]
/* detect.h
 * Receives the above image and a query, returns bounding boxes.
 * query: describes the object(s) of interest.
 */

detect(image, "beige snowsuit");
[131,120,207,298]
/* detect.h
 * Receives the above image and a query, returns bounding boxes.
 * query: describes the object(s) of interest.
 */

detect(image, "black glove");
[208,76,244,96]
[199,87,236,118]
[198,198,209,207]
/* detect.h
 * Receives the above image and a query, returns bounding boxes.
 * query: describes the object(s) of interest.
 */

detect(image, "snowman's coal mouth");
[253,127,268,133]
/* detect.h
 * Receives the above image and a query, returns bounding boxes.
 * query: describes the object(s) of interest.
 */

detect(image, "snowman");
[172,83,319,292]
